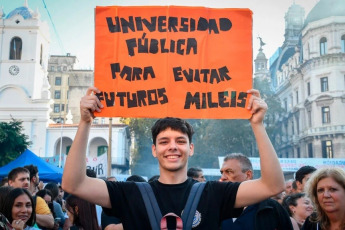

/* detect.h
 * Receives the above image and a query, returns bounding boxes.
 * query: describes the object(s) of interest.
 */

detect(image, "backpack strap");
[181,182,206,230]
[135,182,162,230]
[136,181,206,230]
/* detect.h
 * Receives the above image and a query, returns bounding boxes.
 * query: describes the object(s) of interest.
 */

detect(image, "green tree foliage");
[0,119,31,166]
[121,118,158,175]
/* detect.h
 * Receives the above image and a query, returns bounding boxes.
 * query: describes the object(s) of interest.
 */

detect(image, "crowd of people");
[1,87,344,230]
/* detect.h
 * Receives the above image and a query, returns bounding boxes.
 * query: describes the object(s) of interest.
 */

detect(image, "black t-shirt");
[103,178,242,229]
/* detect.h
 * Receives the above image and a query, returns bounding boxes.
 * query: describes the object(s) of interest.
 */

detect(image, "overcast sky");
[2,0,318,69]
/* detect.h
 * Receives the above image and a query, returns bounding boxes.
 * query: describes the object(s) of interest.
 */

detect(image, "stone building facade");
[269,0,345,158]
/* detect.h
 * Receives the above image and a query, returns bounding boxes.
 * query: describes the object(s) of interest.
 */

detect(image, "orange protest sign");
[95,6,253,119]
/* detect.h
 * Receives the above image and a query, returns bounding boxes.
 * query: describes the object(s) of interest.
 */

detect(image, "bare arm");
[235,89,285,208]
[36,214,54,229]
[61,87,111,208]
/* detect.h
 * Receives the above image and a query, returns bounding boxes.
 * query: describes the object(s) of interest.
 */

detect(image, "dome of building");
[304,0,345,25]
[256,50,267,60]
[6,6,34,19]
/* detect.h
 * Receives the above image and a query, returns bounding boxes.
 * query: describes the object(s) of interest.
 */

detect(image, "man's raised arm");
[235,89,285,208]
[61,87,111,208]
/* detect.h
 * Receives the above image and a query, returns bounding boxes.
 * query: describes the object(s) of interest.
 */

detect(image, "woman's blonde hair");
[305,167,345,230]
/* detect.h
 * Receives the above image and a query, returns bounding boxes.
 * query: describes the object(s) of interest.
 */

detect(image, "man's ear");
[246,170,253,180]
[152,144,157,158]
[188,143,194,157]
[75,206,79,215]
[296,180,302,190]
[8,180,14,186]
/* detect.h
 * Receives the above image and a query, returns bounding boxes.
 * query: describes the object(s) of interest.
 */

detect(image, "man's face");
[194,172,206,182]
[297,173,312,192]
[285,180,293,194]
[9,172,30,189]
[220,159,250,182]
[33,173,40,187]
[152,128,194,173]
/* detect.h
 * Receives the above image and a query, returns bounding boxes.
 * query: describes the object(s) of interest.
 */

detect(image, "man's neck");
[28,184,36,195]
[158,169,188,184]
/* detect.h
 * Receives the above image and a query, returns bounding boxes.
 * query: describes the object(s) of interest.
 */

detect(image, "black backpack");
[135,182,205,230]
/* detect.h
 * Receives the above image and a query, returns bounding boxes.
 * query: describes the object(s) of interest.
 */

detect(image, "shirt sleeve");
[35,196,51,215]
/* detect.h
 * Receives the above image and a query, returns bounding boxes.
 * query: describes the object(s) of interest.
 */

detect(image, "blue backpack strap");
[135,182,162,230]
[181,182,206,230]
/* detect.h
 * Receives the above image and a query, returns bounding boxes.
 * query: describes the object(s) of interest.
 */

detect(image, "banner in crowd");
[42,154,108,177]
[218,157,345,171]
[94,6,253,119]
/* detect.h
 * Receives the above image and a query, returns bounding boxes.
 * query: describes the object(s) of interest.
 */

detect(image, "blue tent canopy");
[0,149,63,183]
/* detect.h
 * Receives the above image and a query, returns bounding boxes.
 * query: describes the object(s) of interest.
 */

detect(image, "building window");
[295,91,299,104]
[93,118,99,124]
[308,143,313,158]
[67,90,69,99]
[61,104,65,111]
[320,37,327,55]
[55,77,61,86]
[322,106,330,124]
[54,90,61,99]
[54,104,60,113]
[297,147,300,158]
[341,35,345,53]
[308,110,312,127]
[284,98,287,112]
[63,66,67,71]
[97,146,108,156]
[320,77,328,92]
[101,118,105,124]
[51,66,55,71]
[57,66,61,72]
[307,82,311,96]
[322,140,333,158]
[9,37,22,60]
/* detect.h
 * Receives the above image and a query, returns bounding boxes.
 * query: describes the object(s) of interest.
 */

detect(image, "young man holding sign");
[62,87,284,229]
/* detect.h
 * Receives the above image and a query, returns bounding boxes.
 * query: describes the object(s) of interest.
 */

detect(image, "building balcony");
[300,125,345,138]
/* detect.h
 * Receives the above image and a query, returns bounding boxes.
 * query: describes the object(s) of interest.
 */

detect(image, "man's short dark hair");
[151,117,194,145]
[187,167,203,178]
[223,153,253,172]
[24,164,39,181]
[148,175,160,183]
[295,166,316,183]
[44,182,59,200]
[86,169,97,178]
[292,180,297,190]
[8,167,29,182]
[126,175,146,182]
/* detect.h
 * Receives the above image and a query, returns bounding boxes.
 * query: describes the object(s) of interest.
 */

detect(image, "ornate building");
[270,0,345,158]
[0,1,130,175]
[0,1,51,155]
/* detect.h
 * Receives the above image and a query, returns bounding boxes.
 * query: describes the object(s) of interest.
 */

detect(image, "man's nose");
[168,141,178,149]
[220,174,227,182]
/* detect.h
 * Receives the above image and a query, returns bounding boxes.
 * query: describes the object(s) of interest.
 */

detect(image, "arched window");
[320,37,327,55]
[9,37,22,60]
[341,35,345,53]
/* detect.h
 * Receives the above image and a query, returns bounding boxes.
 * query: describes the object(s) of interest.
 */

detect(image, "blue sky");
[2,0,317,69]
